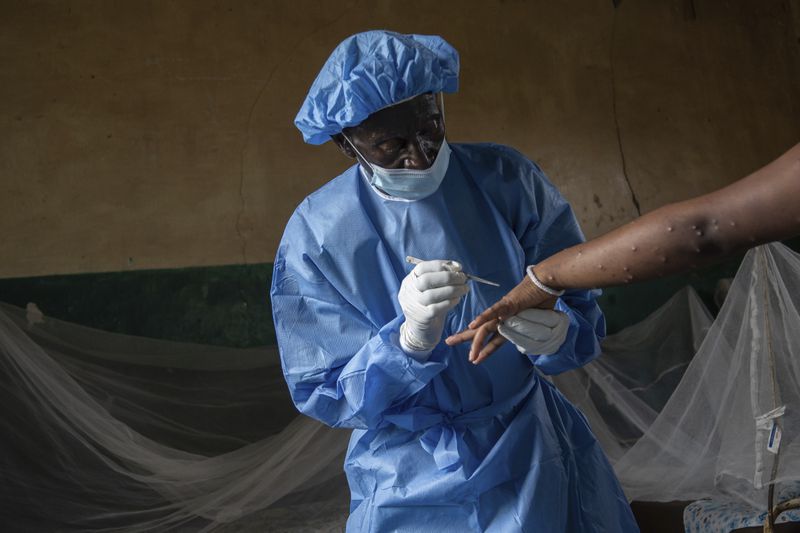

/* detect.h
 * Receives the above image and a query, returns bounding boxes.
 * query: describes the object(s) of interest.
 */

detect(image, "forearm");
[533,198,740,289]
[534,143,800,291]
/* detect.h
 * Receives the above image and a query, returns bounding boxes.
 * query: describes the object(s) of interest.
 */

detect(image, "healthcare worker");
[271,30,639,532]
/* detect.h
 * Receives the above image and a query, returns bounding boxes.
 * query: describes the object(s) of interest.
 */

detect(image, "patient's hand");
[445,277,556,364]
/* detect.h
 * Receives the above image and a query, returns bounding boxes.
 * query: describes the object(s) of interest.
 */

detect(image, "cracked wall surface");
[1,0,799,278]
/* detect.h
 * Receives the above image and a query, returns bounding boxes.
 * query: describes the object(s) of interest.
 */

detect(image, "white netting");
[0,303,350,532]
[607,244,800,508]
[0,243,798,530]
[552,284,713,464]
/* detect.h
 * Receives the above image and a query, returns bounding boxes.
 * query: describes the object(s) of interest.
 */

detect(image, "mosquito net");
[0,243,797,530]
[607,243,800,509]
[0,302,351,531]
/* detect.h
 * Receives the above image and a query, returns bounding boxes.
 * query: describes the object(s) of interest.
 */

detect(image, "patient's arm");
[447,142,800,363]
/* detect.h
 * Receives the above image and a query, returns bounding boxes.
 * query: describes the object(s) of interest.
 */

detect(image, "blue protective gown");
[271,143,639,532]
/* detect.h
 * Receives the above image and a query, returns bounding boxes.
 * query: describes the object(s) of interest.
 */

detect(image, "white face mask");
[345,138,451,201]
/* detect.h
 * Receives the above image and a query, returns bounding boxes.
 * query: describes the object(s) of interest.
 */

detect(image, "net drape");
[1,243,797,531]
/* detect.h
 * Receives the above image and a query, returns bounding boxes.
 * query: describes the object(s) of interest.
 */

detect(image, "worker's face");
[334,93,445,172]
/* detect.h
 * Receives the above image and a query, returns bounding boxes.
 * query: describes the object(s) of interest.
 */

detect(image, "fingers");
[473,335,507,364]
[468,320,498,362]
[441,260,463,273]
[412,259,462,275]
[445,328,476,346]
[425,295,466,317]
[416,281,469,305]
[413,269,467,292]
[469,299,515,329]
[445,321,508,364]
[407,261,468,313]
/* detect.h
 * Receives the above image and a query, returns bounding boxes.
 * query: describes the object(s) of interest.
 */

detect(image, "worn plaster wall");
[1,0,799,279]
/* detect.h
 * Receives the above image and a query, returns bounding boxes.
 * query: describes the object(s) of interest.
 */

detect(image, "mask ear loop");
[343,135,376,177]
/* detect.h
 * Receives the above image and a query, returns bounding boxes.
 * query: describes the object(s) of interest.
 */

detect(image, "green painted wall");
[0,264,274,348]
[4,235,797,347]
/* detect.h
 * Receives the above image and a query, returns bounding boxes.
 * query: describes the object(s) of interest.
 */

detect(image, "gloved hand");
[398,259,469,357]
[497,308,569,356]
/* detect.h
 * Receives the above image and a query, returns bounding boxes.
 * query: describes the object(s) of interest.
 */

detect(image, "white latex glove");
[398,259,469,358]
[497,308,569,356]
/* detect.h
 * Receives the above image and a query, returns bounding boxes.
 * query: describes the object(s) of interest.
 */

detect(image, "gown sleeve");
[270,210,448,431]
[510,152,606,375]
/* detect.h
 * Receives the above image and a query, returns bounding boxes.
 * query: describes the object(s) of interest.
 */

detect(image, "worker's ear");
[331,133,357,159]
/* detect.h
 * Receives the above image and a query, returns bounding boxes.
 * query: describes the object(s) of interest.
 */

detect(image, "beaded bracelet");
[526,265,565,297]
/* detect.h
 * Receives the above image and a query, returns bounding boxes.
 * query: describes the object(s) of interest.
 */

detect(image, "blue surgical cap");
[294,30,460,145]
